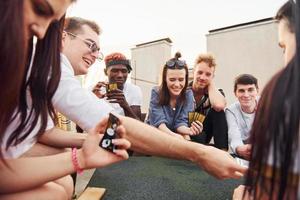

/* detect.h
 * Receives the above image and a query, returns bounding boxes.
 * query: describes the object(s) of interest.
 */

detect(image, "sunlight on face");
[24,0,72,39]
[166,69,186,98]
[278,18,296,65]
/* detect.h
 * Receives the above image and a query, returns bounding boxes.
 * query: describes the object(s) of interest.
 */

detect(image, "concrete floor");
[74,168,96,197]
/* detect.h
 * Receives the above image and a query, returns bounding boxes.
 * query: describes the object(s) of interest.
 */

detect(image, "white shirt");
[52,54,113,131]
[109,82,143,116]
[225,101,256,154]
[1,91,54,158]
[1,43,54,159]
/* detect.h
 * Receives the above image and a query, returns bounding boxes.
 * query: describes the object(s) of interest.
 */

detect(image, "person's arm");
[38,127,87,149]
[158,123,184,139]
[225,108,245,155]
[119,115,247,179]
[52,60,113,131]
[208,81,226,111]
[107,89,141,120]
[176,90,202,136]
[177,121,203,136]
[0,117,130,193]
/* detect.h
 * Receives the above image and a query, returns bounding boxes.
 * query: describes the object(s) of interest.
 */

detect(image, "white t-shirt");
[52,54,113,131]
[225,101,255,154]
[109,82,143,116]
[1,92,54,158]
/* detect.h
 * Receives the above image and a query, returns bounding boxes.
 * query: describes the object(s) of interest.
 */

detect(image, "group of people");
[0,0,299,200]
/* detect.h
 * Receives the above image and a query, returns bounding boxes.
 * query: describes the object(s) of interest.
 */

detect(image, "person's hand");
[189,121,203,135]
[236,144,251,160]
[92,81,107,98]
[233,185,252,200]
[196,145,248,179]
[78,116,131,169]
[106,89,130,109]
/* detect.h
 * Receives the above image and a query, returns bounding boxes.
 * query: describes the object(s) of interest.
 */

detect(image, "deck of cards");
[188,112,206,126]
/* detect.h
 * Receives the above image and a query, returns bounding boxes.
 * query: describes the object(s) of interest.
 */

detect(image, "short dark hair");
[234,74,258,92]
[64,17,101,35]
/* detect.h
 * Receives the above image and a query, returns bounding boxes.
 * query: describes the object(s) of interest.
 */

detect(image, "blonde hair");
[194,53,216,68]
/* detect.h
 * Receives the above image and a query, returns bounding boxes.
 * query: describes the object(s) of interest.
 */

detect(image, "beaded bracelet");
[71,148,84,175]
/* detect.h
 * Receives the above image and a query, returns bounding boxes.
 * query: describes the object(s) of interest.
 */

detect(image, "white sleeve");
[225,108,244,154]
[52,67,113,131]
[128,84,143,106]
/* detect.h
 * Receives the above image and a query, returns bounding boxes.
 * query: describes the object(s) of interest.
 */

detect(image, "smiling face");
[166,69,186,98]
[193,61,215,90]
[105,64,129,90]
[235,84,258,111]
[278,18,296,65]
[24,0,71,39]
[62,25,100,75]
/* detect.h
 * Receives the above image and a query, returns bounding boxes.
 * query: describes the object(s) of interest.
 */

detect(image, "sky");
[66,0,287,85]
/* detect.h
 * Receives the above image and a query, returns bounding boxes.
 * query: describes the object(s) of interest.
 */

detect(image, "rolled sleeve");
[225,108,244,154]
[53,57,113,131]
[147,87,167,128]
[174,90,194,130]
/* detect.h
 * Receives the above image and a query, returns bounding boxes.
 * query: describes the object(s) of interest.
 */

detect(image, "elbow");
[212,103,226,112]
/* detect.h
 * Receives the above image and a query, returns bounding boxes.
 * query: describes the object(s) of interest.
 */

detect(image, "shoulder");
[186,89,194,98]
[124,82,142,95]
[226,101,241,113]
[125,82,140,90]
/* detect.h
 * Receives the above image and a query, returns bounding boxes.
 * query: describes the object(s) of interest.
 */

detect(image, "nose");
[90,51,99,61]
[174,80,181,88]
[116,70,123,77]
[30,20,52,39]
[243,91,250,97]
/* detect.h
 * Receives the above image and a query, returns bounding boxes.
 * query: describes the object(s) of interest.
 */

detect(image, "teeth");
[83,58,91,65]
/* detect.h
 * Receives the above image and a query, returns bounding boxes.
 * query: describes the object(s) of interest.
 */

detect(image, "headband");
[105,60,132,72]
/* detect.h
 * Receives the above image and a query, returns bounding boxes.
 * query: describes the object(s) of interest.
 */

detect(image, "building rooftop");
[136,37,172,47]
[209,17,274,33]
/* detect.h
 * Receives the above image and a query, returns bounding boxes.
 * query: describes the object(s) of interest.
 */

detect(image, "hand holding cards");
[106,83,118,93]
[188,112,206,126]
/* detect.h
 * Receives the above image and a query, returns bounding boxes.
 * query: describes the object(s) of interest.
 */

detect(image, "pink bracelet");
[71,148,84,175]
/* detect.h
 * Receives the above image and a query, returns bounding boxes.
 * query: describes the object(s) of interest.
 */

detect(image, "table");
[87,156,242,200]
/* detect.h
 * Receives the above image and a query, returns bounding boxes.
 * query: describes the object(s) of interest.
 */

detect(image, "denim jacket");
[147,86,194,132]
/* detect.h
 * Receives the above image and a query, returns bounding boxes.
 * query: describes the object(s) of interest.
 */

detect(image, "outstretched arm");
[119,115,247,179]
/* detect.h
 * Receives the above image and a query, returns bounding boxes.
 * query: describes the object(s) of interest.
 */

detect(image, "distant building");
[131,18,284,115]
[207,18,284,104]
[131,38,172,113]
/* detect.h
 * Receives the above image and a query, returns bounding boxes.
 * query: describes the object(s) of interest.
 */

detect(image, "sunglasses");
[165,59,186,69]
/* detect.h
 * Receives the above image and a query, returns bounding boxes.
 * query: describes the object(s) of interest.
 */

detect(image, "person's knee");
[46,183,69,200]
[54,175,74,200]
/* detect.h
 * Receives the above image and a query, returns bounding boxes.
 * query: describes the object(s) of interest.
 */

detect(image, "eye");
[31,0,54,17]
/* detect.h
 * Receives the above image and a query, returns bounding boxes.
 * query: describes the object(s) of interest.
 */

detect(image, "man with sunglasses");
[92,52,142,121]
[189,53,228,150]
